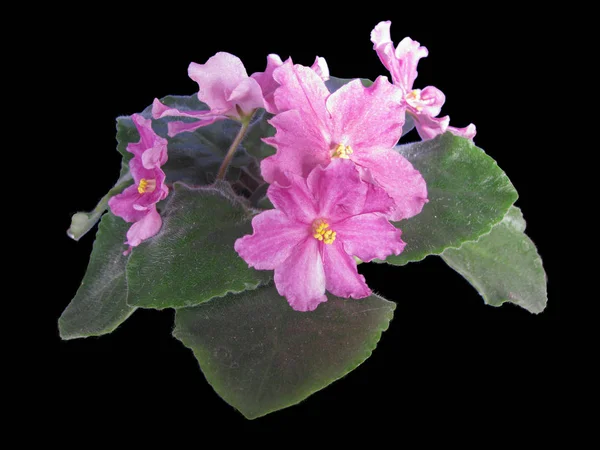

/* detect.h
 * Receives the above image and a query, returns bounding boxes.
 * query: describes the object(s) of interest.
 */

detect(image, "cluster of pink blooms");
[108,20,475,310]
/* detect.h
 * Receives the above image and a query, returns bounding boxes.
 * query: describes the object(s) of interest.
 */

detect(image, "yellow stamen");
[137,178,156,194]
[312,219,337,244]
[406,89,424,112]
[331,143,354,159]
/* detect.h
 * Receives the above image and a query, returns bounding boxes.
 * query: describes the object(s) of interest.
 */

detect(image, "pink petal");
[152,98,214,120]
[306,159,368,220]
[310,56,330,81]
[166,117,222,138]
[274,237,327,312]
[412,113,451,140]
[394,37,429,92]
[272,60,332,130]
[322,239,371,299]
[407,86,446,118]
[126,207,162,248]
[227,77,265,116]
[251,54,284,114]
[326,76,404,153]
[188,52,251,113]
[260,109,331,184]
[370,21,405,90]
[108,185,146,223]
[127,114,155,158]
[267,172,318,224]
[234,209,309,270]
[353,148,428,222]
[448,123,477,140]
[334,214,406,262]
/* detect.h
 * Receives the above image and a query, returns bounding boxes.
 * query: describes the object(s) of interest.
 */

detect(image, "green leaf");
[59,213,135,339]
[241,108,276,162]
[325,76,373,93]
[383,132,518,265]
[441,206,547,314]
[126,182,271,309]
[173,285,395,419]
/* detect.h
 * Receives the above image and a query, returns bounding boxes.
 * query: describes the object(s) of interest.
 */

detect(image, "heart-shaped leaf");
[384,133,518,265]
[59,213,135,339]
[441,206,547,313]
[173,285,395,419]
[126,182,271,309]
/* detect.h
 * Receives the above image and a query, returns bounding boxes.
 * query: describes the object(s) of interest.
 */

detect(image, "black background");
[40,5,565,436]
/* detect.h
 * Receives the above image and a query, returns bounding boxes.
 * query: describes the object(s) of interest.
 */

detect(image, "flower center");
[331,143,354,159]
[405,89,424,112]
[137,178,157,194]
[312,219,336,244]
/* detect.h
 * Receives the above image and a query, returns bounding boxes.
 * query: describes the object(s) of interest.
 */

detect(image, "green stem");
[216,113,254,181]
[67,172,133,241]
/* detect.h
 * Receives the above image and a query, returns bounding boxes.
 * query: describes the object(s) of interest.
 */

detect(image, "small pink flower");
[371,20,476,140]
[260,60,427,221]
[108,114,169,253]
[251,54,330,114]
[235,159,405,311]
[152,52,265,136]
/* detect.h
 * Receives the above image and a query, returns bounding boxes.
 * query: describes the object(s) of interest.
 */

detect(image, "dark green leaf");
[173,285,395,419]
[126,183,271,309]
[241,108,276,162]
[59,213,135,339]
[442,206,547,313]
[383,133,518,265]
[325,76,373,93]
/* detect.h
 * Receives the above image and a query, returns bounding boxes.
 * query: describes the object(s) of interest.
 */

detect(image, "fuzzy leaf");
[174,285,395,419]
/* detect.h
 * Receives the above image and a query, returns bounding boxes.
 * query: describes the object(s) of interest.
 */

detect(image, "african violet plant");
[60,20,547,419]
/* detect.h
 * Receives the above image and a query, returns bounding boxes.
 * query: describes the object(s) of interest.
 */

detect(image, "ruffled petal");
[127,114,155,158]
[267,172,318,224]
[448,123,477,140]
[406,86,446,118]
[322,239,370,299]
[227,77,265,116]
[335,214,406,262]
[326,76,404,153]
[274,237,327,311]
[412,113,451,140]
[188,52,251,113]
[260,109,331,184]
[272,60,332,131]
[234,209,309,270]
[310,56,330,81]
[306,159,368,220]
[125,207,162,248]
[166,118,222,138]
[394,37,429,92]
[108,185,146,223]
[251,54,284,114]
[370,21,404,89]
[353,148,428,221]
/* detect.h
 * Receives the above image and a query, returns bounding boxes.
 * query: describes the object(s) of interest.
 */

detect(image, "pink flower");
[152,52,265,136]
[235,159,405,311]
[260,60,428,222]
[108,114,169,253]
[251,54,330,114]
[371,20,476,140]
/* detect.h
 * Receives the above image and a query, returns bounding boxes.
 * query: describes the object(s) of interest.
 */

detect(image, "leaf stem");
[216,112,254,181]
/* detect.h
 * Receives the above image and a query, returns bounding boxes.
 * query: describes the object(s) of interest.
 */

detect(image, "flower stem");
[67,172,133,241]
[216,112,254,181]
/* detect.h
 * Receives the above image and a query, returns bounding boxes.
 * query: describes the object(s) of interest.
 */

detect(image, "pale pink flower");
[152,52,265,136]
[371,20,476,140]
[108,114,169,253]
[260,60,427,221]
[235,160,405,311]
